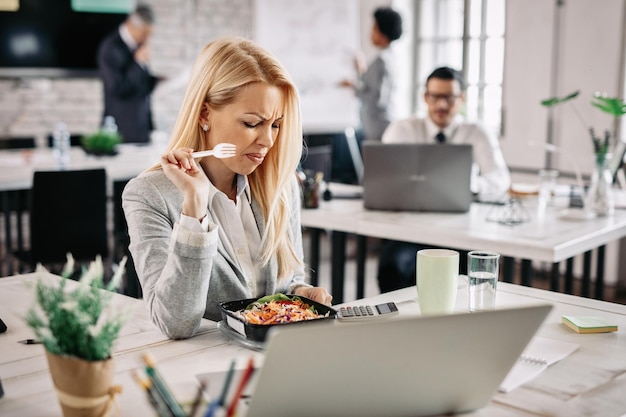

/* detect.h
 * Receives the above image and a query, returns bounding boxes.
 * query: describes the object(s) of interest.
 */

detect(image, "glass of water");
[467,251,500,312]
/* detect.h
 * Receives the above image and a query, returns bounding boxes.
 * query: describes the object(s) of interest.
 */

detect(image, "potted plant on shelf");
[81,116,122,156]
[81,130,122,156]
[25,254,129,417]
[541,91,626,216]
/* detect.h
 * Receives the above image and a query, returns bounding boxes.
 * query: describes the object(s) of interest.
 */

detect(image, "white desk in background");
[0,143,162,191]
[1,272,626,416]
[301,184,626,303]
[0,144,163,276]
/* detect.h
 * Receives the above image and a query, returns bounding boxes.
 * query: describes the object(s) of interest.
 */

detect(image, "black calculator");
[337,302,399,321]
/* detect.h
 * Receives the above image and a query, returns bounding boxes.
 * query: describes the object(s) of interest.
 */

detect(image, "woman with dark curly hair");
[340,7,403,142]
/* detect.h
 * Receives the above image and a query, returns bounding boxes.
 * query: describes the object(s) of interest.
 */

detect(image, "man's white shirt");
[382,115,511,200]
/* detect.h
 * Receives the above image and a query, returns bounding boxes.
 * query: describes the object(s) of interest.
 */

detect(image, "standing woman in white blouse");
[123,37,332,339]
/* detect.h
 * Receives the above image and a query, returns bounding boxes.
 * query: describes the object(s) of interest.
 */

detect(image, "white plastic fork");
[191,143,237,159]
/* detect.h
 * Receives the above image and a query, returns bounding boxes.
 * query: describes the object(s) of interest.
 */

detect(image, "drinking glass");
[468,251,500,312]
[538,169,559,207]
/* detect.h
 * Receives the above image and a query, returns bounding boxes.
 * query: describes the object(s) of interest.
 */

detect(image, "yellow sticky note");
[562,315,618,334]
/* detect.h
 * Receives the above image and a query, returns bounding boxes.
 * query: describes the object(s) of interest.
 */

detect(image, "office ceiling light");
[71,0,133,14]
[0,0,19,12]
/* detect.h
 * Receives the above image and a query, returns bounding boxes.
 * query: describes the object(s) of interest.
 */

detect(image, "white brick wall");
[0,0,253,144]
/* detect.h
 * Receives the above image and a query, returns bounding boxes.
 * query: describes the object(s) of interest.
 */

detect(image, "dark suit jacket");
[97,30,158,143]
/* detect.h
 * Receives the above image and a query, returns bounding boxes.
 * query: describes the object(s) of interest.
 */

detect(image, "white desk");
[1,272,626,416]
[0,144,163,191]
[0,144,163,277]
[0,272,255,417]
[301,184,626,303]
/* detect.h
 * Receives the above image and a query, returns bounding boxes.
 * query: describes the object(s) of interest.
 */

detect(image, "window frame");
[409,0,505,137]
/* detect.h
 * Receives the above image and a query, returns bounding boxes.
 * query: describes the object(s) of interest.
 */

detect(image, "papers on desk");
[499,336,579,393]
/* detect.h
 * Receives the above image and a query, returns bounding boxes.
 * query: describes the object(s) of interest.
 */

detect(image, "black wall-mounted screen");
[0,1,126,78]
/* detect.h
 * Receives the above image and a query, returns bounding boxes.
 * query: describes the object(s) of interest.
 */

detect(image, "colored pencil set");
[133,352,188,417]
[133,352,255,417]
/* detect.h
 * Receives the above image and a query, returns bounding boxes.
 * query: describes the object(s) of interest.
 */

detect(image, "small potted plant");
[541,91,626,216]
[25,254,129,417]
[81,130,122,156]
[541,90,626,155]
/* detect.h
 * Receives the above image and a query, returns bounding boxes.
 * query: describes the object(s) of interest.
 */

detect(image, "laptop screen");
[362,142,473,212]
[198,305,552,417]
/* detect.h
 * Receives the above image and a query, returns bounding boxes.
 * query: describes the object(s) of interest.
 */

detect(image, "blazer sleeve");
[122,174,219,339]
[280,175,309,293]
[354,57,386,109]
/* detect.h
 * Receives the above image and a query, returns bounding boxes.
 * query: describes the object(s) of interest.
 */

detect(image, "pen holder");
[46,351,121,417]
[301,169,323,209]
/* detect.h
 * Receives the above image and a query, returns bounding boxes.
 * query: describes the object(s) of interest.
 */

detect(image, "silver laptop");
[200,304,552,417]
[362,142,473,212]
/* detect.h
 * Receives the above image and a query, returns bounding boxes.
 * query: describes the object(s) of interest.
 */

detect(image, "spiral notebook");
[499,336,579,393]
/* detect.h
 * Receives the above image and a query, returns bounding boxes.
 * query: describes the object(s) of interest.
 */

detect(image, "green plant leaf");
[591,94,626,117]
[24,256,129,361]
[541,90,580,107]
[81,131,122,153]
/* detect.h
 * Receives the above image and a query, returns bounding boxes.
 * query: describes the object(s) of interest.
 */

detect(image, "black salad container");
[218,295,338,342]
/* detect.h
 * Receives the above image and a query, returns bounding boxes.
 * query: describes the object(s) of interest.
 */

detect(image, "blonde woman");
[123,37,332,339]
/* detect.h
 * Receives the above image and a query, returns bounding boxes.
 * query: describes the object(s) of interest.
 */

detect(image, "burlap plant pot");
[45,350,122,417]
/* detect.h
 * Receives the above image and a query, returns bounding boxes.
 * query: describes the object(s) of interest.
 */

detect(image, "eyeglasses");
[424,92,461,105]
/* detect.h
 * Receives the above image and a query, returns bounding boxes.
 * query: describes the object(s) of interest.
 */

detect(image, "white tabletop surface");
[0,144,164,191]
[301,183,626,263]
[1,272,626,416]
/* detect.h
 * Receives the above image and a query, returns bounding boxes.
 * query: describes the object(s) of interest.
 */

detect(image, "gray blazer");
[122,170,307,339]
[355,49,396,141]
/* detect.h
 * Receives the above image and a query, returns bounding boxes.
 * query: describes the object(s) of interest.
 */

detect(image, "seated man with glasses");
[382,66,510,199]
[376,66,511,293]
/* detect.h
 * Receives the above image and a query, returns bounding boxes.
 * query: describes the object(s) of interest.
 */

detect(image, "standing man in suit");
[377,66,511,293]
[97,3,160,144]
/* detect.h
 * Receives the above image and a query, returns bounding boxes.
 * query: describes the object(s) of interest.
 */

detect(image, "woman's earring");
[202,124,208,132]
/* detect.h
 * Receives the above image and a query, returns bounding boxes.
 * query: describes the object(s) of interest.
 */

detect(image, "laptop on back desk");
[200,304,552,417]
[362,142,473,212]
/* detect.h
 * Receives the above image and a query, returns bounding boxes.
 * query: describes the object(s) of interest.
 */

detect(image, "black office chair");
[0,137,36,275]
[112,178,142,298]
[303,132,361,184]
[0,136,36,149]
[301,144,332,180]
[300,144,332,201]
[0,188,31,276]
[14,169,109,274]
[46,134,84,148]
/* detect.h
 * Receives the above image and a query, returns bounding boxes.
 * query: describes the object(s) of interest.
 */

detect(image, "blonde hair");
[151,37,303,281]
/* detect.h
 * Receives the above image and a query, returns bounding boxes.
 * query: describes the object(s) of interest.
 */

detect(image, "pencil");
[17,339,41,345]
[142,352,187,417]
[188,379,207,417]
[204,360,236,417]
[225,357,255,417]
[132,369,175,417]
[219,360,236,406]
